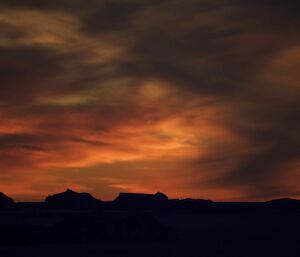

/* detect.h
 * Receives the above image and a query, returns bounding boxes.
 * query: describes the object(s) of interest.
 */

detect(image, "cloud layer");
[0,0,300,201]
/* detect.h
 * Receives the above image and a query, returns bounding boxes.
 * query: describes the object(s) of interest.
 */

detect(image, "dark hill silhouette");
[266,197,300,210]
[0,189,300,213]
[115,192,168,202]
[267,197,300,204]
[113,192,169,211]
[0,192,14,209]
[45,189,102,210]
[2,190,300,254]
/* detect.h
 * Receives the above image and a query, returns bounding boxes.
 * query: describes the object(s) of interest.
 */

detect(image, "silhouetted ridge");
[113,192,169,210]
[0,192,14,209]
[266,198,300,208]
[154,192,169,201]
[45,189,102,210]
[116,192,168,202]
[267,198,299,203]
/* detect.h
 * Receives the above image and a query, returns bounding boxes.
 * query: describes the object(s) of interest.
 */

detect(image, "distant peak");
[155,192,168,200]
[0,192,15,206]
[115,192,169,202]
[65,188,76,193]
[45,189,102,209]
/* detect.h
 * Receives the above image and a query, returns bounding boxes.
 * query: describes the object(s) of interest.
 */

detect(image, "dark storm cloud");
[0,0,100,12]
[239,0,300,26]
[0,45,68,107]
[0,133,45,151]
[83,1,141,33]
[0,43,109,110]
[0,133,109,151]
[0,21,25,40]
[79,0,300,96]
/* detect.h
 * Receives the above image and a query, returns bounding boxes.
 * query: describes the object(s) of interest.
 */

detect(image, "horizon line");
[2,189,299,204]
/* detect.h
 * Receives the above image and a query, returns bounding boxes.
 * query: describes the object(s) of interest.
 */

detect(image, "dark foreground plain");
[1,190,300,257]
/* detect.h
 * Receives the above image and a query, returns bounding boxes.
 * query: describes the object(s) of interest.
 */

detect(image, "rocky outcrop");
[0,192,14,209]
[114,192,169,210]
[115,192,168,203]
[45,189,102,210]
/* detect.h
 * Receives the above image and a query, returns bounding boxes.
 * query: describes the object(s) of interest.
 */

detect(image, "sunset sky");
[0,0,300,201]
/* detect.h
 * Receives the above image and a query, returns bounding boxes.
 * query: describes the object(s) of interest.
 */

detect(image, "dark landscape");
[1,189,300,257]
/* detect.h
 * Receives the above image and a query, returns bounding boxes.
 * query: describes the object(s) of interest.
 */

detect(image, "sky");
[0,0,300,202]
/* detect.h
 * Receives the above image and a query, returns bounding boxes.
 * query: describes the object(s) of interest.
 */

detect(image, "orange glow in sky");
[1,1,300,201]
